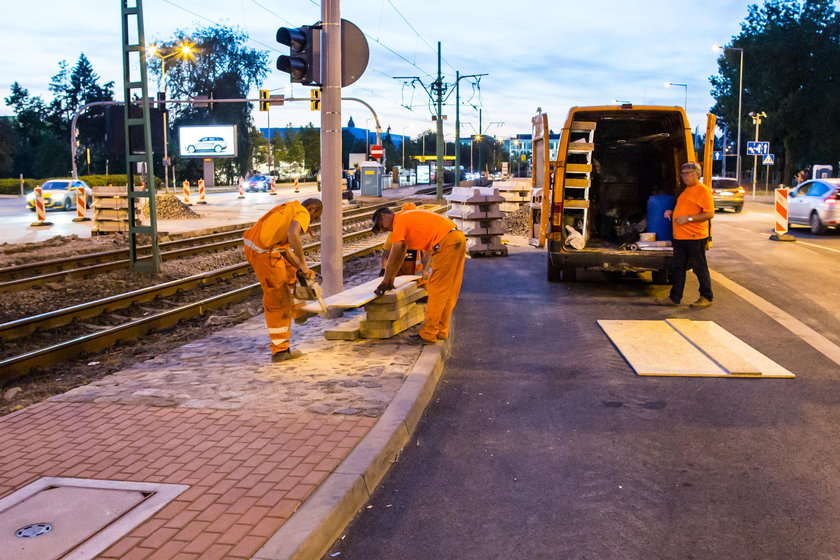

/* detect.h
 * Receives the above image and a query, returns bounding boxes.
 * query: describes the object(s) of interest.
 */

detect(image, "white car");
[27,179,91,211]
[186,136,227,153]
[788,178,840,234]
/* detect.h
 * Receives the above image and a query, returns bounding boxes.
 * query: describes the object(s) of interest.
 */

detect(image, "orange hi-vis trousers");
[418,230,467,342]
[245,245,298,355]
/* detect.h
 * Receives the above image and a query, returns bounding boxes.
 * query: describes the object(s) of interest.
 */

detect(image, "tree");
[149,24,269,183]
[710,0,840,183]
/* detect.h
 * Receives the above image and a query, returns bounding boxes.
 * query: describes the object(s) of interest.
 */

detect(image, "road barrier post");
[769,187,795,242]
[294,176,300,193]
[182,180,192,206]
[30,185,53,227]
[72,187,91,222]
[197,179,207,205]
[238,177,246,199]
[270,176,277,196]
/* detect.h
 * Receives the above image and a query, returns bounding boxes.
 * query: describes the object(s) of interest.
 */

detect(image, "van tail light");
[736,187,746,194]
[550,202,564,232]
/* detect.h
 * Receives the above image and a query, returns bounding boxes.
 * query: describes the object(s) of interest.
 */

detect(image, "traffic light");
[259,89,270,111]
[276,25,321,85]
[310,88,321,111]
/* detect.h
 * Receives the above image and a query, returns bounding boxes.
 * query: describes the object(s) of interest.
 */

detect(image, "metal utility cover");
[0,477,188,560]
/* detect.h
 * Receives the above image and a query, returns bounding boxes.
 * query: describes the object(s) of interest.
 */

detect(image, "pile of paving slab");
[325,280,427,340]
[446,186,509,257]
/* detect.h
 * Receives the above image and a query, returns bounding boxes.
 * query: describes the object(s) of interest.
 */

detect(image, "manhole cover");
[16,523,52,538]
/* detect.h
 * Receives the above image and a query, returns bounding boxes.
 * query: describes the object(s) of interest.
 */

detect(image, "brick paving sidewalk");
[0,296,426,559]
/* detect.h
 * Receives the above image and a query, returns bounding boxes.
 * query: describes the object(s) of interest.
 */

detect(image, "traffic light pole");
[320,0,343,297]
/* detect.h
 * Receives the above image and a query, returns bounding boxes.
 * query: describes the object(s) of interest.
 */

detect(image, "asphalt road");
[326,204,840,560]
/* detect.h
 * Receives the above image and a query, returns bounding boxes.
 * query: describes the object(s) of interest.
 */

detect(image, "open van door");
[703,112,717,184]
[530,111,551,247]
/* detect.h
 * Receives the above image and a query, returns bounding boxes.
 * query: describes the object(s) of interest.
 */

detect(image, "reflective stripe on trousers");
[418,230,467,341]
[246,245,297,354]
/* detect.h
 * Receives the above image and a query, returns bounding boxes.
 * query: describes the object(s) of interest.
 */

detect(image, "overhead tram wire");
[385,0,456,71]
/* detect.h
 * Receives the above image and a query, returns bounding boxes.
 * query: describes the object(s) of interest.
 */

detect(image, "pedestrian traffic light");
[259,89,270,111]
[310,88,321,111]
[276,25,321,85]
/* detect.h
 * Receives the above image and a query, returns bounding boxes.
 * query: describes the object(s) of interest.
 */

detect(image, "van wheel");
[548,264,575,282]
[810,212,827,235]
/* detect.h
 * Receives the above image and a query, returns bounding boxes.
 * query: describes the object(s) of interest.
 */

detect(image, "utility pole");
[454,70,487,188]
[434,42,444,199]
[321,0,343,296]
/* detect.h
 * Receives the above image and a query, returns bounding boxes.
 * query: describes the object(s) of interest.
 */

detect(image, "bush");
[0,175,163,194]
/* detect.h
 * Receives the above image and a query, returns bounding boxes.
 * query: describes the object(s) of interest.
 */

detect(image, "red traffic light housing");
[276,25,321,85]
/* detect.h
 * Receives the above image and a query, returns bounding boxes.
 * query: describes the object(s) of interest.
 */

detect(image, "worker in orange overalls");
[379,202,426,278]
[244,198,323,362]
[372,207,466,344]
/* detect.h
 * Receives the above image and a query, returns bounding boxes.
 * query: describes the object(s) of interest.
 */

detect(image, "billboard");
[416,164,430,185]
[178,125,237,158]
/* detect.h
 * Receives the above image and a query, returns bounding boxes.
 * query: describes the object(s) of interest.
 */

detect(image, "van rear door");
[531,111,551,247]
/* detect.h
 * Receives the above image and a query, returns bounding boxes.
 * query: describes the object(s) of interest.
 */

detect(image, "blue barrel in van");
[646,194,676,241]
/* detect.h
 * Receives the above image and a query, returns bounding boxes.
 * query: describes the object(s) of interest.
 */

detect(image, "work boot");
[690,297,713,308]
[654,297,680,306]
[271,349,302,362]
[405,334,437,346]
[294,312,315,325]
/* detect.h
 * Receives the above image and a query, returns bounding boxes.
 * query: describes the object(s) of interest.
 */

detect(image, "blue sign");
[747,141,770,155]
[762,154,775,165]
[713,151,722,161]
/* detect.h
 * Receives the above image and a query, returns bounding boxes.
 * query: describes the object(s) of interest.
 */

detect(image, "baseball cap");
[371,207,391,234]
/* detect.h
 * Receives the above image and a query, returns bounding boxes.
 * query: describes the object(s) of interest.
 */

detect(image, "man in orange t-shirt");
[655,162,715,307]
[372,207,466,344]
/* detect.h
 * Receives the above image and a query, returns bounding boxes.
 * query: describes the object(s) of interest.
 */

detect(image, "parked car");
[710,176,745,213]
[787,178,840,234]
[27,179,91,211]
[185,136,227,153]
[245,175,270,192]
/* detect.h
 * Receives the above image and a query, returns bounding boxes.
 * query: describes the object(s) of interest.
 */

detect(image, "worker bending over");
[244,198,323,362]
[372,207,466,344]
[379,202,427,278]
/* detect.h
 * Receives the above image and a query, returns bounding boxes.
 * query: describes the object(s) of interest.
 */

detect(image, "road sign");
[747,141,770,155]
[370,145,383,159]
[713,151,722,161]
[763,154,775,165]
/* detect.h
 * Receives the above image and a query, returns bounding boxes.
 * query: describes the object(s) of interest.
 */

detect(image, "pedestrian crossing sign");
[762,154,775,165]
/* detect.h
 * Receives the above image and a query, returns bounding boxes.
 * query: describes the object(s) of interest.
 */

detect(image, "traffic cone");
[72,186,90,222]
[294,176,299,193]
[270,176,277,196]
[182,180,192,205]
[238,177,245,199]
[30,185,53,227]
[197,179,207,204]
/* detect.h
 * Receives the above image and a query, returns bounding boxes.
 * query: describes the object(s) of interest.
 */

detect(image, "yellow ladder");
[563,121,596,241]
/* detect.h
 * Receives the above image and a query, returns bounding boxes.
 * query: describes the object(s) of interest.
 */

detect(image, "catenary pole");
[320,0,343,296]
[435,42,444,199]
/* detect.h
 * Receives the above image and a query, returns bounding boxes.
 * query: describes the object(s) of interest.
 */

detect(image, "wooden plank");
[570,121,597,131]
[365,286,427,310]
[567,142,594,153]
[365,302,419,321]
[598,320,726,376]
[687,321,794,378]
[566,163,592,174]
[360,304,426,339]
[564,199,590,209]
[666,319,762,375]
[564,178,591,188]
[300,275,420,314]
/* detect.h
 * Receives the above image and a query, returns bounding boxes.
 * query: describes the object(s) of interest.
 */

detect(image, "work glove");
[374,280,395,296]
[378,268,386,277]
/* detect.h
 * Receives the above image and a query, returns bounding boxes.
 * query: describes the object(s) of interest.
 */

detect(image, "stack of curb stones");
[325,281,427,340]
[493,179,533,213]
[446,186,509,257]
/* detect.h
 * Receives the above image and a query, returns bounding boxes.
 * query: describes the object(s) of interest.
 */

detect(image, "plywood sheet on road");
[598,319,795,378]
[301,275,420,314]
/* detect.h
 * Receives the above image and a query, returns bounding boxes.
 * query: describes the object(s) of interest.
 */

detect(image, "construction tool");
[294,270,328,314]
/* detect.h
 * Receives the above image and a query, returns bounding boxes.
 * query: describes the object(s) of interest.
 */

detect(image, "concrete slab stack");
[324,282,427,340]
[446,187,508,257]
[91,186,139,235]
[491,178,533,213]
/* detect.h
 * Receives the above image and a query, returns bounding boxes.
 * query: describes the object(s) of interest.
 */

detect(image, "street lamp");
[715,45,744,183]
[365,117,375,160]
[748,111,767,199]
[401,126,409,170]
[512,138,521,177]
[664,82,688,110]
[148,42,194,192]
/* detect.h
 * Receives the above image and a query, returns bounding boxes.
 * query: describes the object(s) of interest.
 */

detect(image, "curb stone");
[252,339,450,560]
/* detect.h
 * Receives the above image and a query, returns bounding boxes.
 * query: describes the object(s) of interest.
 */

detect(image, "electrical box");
[360,161,383,197]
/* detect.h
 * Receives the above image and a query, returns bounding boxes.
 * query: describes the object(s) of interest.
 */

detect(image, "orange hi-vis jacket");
[390,210,458,252]
[672,182,714,240]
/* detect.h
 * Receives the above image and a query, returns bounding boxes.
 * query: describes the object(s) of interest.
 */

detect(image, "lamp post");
[401,126,409,170]
[513,138,521,177]
[715,45,744,183]
[365,117,375,160]
[749,111,767,199]
[148,43,193,192]
[664,82,688,110]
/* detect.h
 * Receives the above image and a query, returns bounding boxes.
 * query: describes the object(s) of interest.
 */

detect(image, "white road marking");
[710,269,840,368]
[795,240,840,255]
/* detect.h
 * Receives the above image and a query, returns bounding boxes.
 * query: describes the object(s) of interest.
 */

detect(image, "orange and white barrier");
[238,177,246,199]
[72,187,90,222]
[197,179,207,204]
[182,180,192,205]
[30,185,53,227]
[270,176,277,196]
[294,177,299,193]
[775,187,789,234]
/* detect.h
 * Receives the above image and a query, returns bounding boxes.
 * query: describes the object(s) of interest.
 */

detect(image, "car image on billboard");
[178,125,237,158]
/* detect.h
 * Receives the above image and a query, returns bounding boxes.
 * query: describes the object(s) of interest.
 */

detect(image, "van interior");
[563,109,690,249]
